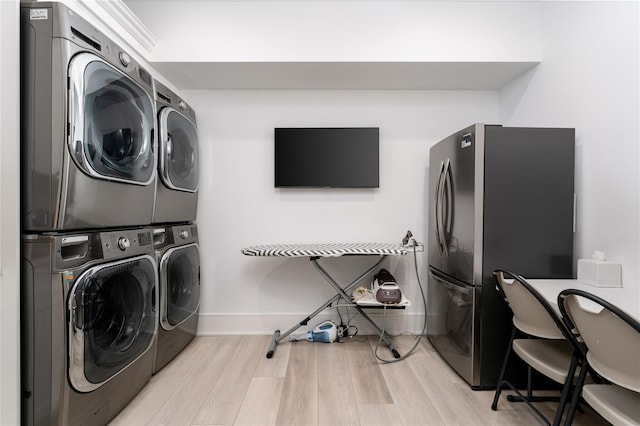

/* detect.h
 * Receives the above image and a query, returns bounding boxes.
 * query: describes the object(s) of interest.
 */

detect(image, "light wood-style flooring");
[110,335,608,425]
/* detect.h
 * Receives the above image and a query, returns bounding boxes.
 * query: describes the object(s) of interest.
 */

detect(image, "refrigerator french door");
[427,124,575,389]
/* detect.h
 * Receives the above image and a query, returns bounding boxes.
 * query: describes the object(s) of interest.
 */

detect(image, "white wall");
[129,1,541,62]
[147,0,640,334]
[187,89,499,334]
[500,1,640,289]
[0,0,21,424]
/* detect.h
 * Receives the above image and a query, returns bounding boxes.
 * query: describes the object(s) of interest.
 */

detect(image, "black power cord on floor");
[335,299,360,343]
[336,323,359,343]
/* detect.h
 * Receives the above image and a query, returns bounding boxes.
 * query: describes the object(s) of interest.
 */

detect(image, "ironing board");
[241,243,408,358]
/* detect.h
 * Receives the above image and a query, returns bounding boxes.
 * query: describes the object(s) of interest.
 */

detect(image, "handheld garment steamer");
[289,320,337,343]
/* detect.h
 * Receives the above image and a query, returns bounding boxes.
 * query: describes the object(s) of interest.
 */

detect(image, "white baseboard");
[196,311,427,336]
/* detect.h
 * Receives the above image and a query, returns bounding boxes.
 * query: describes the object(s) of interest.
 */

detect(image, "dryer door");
[68,53,155,185]
[68,255,157,392]
[158,107,199,192]
[160,243,200,330]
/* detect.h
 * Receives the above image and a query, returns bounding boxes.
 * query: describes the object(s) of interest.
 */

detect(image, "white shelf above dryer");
[150,60,539,90]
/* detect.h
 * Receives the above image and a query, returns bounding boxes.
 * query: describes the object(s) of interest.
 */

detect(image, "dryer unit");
[22,228,158,426]
[21,2,157,232]
[153,80,199,224]
[152,224,200,373]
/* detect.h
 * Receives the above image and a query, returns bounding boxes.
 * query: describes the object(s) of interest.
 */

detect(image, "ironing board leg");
[265,292,343,358]
[352,304,401,358]
[267,330,280,358]
[265,256,389,358]
[311,256,401,359]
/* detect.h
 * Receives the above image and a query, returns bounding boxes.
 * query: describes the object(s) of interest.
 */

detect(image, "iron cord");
[374,238,428,363]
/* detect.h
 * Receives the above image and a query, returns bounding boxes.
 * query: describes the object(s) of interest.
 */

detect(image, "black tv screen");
[274,127,379,188]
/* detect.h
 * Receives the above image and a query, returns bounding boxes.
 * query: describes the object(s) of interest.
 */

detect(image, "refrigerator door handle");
[428,266,472,295]
[441,158,453,257]
[440,279,471,296]
[435,161,445,254]
[573,193,577,233]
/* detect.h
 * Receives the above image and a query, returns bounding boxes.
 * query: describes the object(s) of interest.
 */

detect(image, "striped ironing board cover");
[241,243,408,257]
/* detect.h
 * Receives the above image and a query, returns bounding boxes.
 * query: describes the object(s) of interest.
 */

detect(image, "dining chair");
[491,270,587,426]
[558,289,640,426]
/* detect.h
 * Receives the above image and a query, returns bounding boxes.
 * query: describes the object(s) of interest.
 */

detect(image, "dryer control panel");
[101,228,154,260]
[171,224,198,245]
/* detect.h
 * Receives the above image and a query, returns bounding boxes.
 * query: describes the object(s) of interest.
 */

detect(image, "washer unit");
[152,224,200,373]
[22,228,157,426]
[153,80,199,224]
[21,2,156,232]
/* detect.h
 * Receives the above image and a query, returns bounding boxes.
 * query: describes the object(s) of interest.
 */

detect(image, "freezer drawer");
[427,266,480,387]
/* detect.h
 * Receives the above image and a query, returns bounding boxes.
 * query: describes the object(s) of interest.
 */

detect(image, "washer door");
[68,255,157,392]
[160,243,200,330]
[68,52,155,185]
[158,107,199,192]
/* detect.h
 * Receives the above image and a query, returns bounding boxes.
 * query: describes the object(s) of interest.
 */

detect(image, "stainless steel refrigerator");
[427,123,575,389]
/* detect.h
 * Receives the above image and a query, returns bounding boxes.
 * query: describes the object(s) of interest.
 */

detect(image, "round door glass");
[165,245,200,328]
[82,61,154,183]
[161,110,199,191]
[73,257,156,386]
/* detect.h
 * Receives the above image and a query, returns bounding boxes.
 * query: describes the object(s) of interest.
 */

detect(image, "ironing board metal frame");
[241,243,407,359]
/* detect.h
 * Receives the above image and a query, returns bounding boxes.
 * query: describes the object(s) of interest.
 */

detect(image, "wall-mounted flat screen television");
[274,127,380,188]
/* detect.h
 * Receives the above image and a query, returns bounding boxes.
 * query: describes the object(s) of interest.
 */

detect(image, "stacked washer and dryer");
[20,3,200,426]
[151,80,201,374]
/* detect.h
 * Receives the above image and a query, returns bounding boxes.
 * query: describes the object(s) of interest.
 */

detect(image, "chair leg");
[552,353,579,426]
[498,333,560,405]
[505,347,561,404]
[564,359,589,426]
[506,365,559,403]
[492,327,516,410]
[497,380,552,426]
